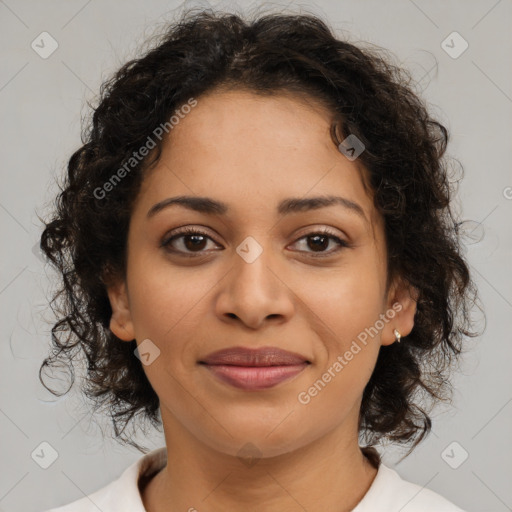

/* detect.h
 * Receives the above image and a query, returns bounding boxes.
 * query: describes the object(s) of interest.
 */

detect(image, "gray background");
[1,0,511,510]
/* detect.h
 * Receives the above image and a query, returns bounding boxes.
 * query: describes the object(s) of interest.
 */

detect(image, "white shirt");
[44,446,466,511]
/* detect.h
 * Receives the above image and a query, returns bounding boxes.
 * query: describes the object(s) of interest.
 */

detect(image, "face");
[107,89,417,459]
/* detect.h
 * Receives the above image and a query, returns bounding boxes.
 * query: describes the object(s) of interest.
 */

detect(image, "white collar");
[47,446,464,511]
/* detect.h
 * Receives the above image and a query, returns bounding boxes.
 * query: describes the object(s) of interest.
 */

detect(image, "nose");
[214,242,295,330]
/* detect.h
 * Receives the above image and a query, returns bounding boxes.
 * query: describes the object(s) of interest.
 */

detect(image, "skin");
[107,88,418,512]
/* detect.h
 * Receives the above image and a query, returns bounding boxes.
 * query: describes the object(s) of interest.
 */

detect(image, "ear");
[381,276,419,347]
[106,279,135,342]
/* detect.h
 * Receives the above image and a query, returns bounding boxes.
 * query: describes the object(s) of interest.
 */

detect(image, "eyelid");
[292,224,346,240]
[164,224,347,242]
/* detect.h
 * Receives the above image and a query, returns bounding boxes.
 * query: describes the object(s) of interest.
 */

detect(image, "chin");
[196,415,318,460]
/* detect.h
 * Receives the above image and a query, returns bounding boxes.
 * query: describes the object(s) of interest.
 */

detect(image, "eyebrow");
[147,194,367,222]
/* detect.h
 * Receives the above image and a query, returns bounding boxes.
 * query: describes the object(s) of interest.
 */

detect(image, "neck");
[142,409,379,512]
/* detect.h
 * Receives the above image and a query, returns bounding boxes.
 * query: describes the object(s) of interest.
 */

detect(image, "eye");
[161,226,350,258]
[289,228,349,257]
[161,227,221,256]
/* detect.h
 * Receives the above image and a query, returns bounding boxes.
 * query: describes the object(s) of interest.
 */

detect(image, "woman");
[40,7,478,511]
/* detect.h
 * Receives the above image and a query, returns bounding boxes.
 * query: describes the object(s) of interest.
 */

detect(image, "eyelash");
[161,226,350,258]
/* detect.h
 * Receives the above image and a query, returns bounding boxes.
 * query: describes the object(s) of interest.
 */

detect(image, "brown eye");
[306,234,330,252]
[161,228,221,256]
[182,234,208,251]
[290,229,349,257]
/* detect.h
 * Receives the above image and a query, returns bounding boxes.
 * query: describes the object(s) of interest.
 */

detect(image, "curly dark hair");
[38,7,481,464]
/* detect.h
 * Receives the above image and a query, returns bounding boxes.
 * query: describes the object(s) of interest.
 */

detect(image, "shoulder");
[353,463,466,512]
[41,447,167,512]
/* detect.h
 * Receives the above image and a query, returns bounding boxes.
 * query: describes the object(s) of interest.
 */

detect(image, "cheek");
[126,269,211,397]
[127,251,214,339]
[307,263,386,342]
[296,275,383,418]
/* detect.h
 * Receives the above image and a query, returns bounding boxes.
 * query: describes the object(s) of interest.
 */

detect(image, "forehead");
[167,88,336,162]
[136,89,377,226]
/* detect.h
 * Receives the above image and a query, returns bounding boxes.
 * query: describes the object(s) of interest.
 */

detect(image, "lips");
[199,346,310,390]
[199,346,310,366]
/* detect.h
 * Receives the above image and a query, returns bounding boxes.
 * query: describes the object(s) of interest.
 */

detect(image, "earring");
[393,329,401,343]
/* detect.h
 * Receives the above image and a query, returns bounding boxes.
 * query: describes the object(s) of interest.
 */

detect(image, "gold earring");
[393,329,401,343]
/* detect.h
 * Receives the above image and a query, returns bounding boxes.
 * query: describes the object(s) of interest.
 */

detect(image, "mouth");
[198,346,311,390]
